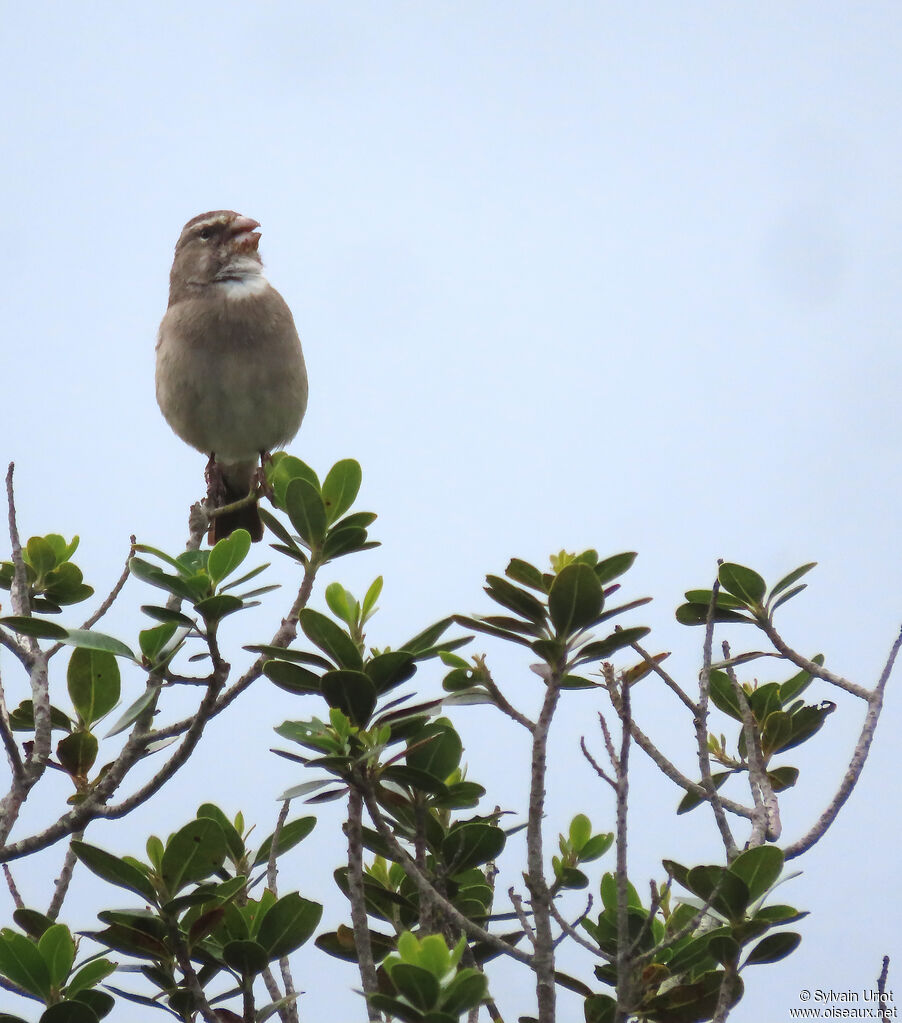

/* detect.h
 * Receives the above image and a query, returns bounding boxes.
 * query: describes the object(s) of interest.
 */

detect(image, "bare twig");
[697,575,738,860]
[46,831,84,920]
[877,956,891,1023]
[3,864,23,909]
[758,618,870,700]
[525,669,563,1023]
[580,732,616,789]
[629,640,698,714]
[722,642,780,844]
[479,657,535,730]
[508,886,536,946]
[266,799,299,1023]
[346,786,380,1019]
[784,626,902,859]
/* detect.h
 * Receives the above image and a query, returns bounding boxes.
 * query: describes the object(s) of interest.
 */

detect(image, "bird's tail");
[209,460,264,543]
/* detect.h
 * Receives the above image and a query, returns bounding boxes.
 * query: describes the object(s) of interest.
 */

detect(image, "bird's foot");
[205,454,228,507]
[255,451,275,500]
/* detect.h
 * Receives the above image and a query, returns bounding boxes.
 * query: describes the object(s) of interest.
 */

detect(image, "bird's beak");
[229,215,262,251]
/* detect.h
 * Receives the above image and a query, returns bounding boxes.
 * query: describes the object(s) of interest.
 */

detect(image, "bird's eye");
[198,227,213,241]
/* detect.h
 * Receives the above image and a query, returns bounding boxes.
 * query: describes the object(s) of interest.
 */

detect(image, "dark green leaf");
[321,459,362,525]
[366,651,416,693]
[57,731,98,777]
[762,711,794,757]
[484,575,547,624]
[0,616,68,639]
[780,658,822,702]
[71,842,158,902]
[258,507,301,551]
[744,931,801,965]
[771,584,807,612]
[455,615,533,648]
[406,721,462,781]
[270,455,320,507]
[769,562,817,601]
[708,670,743,720]
[67,648,120,728]
[728,846,783,901]
[12,909,54,940]
[323,526,370,560]
[718,563,766,606]
[675,603,754,626]
[321,669,377,726]
[442,823,506,873]
[391,963,440,1010]
[576,626,650,663]
[676,772,731,814]
[253,817,316,867]
[767,766,799,792]
[686,865,750,922]
[264,660,321,695]
[593,552,637,585]
[160,818,228,895]
[140,605,195,627]
[65,958,116,996]
[401,617,454,655]
[441,968,487,1014]
[224,939,269,975]
[193,594,244,623]
[257,892,323,959]
[584,993,617,1023]
[195,803,245,862]
[38,1003,98,1023]
[285,478,327,546]
[9,699,72,733]
[505,558,546,592]
[684,589,748,610]
[548,563,603,636]
[63,629,135,660]
[299,609,363,669]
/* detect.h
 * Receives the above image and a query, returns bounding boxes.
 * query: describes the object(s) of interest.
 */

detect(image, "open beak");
[229,215,262,251]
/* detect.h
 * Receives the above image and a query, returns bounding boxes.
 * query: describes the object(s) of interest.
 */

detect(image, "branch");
[480,657,535,731]
[361,785,532,966]
[758,617,870,701]
[877,956,891,1023]
[46,831,84,920]
[628,640,698,714]
[696,575,738,860]
[346,786,380,1019]
[784,625,902,859]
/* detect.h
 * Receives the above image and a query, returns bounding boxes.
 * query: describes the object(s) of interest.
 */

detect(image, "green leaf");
[71,842,158,902]
[708,935,740,967]
[576,626,650,663]
[13,909,54,939]
[320,670,377,727]
[708,670,743,720]
[0,615,69,639]
[676,771,731,814]
[299,609,363,669]
[264,660,322,694]
[718,563,766,607]
[38,924,75,988]
[401,617,455,655]
[9,700,72,733]
[26,536,57,577]
[686,865,750,922]
[584,993,617,1023]
[769,562,817,601]
[441,823,506,873]
[44,563,93,606]
[224,938,269,975]
[56,731,98,777]
[65,958,116,996]
[63,629,135,661]
[406,721,462,781]
[675,603,754,626]
[366,651,416,694]
[771,584,807,612]
[195,803,245,862]
[548,563,603,636]
[39,1003,99,1023]
[325,582,355,626]
[484,575,547,624]
[321,459,362,524]
[270,455,320,507]
[257,893,323,959]
[505,557,546,592]
[767,766,799,792]
[253,817,316,867]
[728,846,783,901]
[104,685,160,737]
[780,658,822,703]
[569,814,591,851]
[67,648,120,728]
[0,930,52,999]
[193,594,244,623]
[207,529,252,587]
[160,818,228,895]
[744,931,801,965]
[391,962,440,1010]
[762,711,794,757]
[140,605,195,627]
[285,478,328,547]
[593,552,637,585]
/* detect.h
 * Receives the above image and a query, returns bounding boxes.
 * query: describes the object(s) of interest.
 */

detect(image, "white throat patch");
[215,256,268,299]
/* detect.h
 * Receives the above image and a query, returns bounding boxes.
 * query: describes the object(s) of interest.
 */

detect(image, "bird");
[156,211,308,543]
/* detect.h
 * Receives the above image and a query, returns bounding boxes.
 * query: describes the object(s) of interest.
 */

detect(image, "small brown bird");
[156,211,308,542]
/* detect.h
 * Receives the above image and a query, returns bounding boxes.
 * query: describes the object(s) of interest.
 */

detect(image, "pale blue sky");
[2,4,901,1020]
